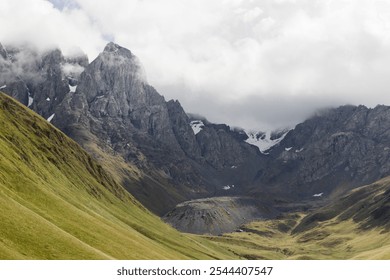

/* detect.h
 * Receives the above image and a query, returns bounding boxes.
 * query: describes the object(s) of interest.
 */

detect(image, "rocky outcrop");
[167,100,202,160]
[75,43,179,145]
[195,122,260,170]
[164,196,278,235]
[55,43,184,150]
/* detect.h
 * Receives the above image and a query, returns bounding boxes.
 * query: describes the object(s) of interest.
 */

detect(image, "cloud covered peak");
[2,0,390,130]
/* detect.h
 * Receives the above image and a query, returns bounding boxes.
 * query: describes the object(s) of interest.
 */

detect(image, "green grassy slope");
[0,92,235,260]
[65,125,194,216]
[3,91,388,260]
[206,177,390,259]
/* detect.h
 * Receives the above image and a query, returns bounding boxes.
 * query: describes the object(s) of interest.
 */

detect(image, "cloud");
[0,46,44,85]
[241,7,264,22]
[61,62,85,77]
[2,0,390,130]
[0,0,105,57]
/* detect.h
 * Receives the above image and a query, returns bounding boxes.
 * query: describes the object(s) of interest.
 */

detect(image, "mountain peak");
[104,42,120,52]
[103,42,133,58]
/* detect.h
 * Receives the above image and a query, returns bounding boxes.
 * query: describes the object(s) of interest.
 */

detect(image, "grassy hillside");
[206,177,390,259]
[2,91,389,260]
[0,92,235,260]
[63,124,193,216]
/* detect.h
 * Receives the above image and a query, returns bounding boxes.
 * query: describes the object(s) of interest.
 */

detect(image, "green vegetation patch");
[0,93,235,260]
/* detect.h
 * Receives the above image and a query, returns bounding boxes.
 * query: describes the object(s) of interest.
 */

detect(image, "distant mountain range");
[1,41,389,259]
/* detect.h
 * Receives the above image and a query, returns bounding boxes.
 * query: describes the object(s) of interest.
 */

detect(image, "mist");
[1,0,390,130]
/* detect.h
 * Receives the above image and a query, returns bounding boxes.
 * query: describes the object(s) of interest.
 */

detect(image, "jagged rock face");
[1,43,260,209]
[71,42,180,147]
[254,105,390,199]
[54,43,264,203]
[166,100,202,160]
[28,49,70,118]
[195,122,260,170]
[51,43,226,213]
[0,44,87,120]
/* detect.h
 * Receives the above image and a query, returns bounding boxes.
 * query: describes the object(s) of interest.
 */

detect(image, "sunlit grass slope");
[206,177,390,259]
[3,91,388,260]
[0,93,235,260]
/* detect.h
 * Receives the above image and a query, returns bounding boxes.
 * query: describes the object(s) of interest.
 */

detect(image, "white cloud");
[0,0,105,57]
[1,0,390,130]
[61,62,85,77]
[241,7,264,22]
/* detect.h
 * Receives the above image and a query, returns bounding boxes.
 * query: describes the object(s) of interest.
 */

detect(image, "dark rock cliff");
[252,105,390,201]
[2,41,390,218]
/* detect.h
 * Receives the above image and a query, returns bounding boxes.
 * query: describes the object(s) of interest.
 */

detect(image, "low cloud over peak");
[1,0,390,130]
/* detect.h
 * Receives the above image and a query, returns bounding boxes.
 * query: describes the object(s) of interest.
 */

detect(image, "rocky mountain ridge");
[2,41,390,224]
[1,42,262,214]
[250,104,390,202]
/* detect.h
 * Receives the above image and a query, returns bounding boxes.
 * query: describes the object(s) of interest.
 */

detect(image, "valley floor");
[203,213,390,260]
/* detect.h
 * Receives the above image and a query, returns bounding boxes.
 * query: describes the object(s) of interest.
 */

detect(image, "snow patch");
[0,85,6,89]
[190,120,205,135]
[69,85,77,93]
[28,96,33,107]
[46,97,50,101]
[245,130,289,154]
[313,192,324,197]
[231,165,238,169]
[285,147,292,151]
[295,148,304,153]
[27,88,33,107]
[47,113,55,123]
[222,184,235,190]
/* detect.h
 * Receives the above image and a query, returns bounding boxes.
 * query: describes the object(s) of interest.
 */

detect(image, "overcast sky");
[1,0,390,130]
